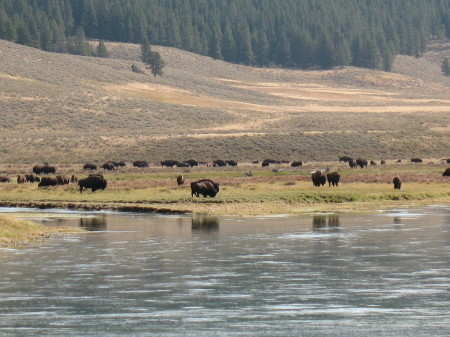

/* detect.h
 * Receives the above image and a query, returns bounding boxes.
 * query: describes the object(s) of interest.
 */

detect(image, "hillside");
[1,39,449,164]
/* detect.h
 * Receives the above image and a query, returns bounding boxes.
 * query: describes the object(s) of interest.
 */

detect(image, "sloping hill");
[1,39,449,164]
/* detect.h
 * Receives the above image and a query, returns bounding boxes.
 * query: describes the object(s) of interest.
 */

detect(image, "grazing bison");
[311,170,326,187]
[291,161,303,167]
[411,158,422,163]
[370,160,377,166]
[17,174,27,184]
[33,165,56,175]
[114,161,126,167]
[0,176,10,182]
[25,174,40,183]
[262,159,276,167]
[177,174,185,186]
[133,160,149,168]
[78,174,107,193]
[339,156,353,163]
[326,172,340,187]
[381,160,386,165]
[348,160,357,168]
[83,163,97,170]
[225,160,238,166]
[447,159,450,164]
[56,175,69,185]
[356,158,368,169]
[213,159,226,167]
[70,175,78,183]
[183,159,199,167]
[443,168,450,176]
[160,160,179,167]
[38,177,58,187]
[102,161,115,171]
[393,176,401,190]
[191,179,220,198]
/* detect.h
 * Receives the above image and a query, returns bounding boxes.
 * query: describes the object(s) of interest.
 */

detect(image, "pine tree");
[95,39,109,57]
[442,57,450,76]
[146,50,165,77]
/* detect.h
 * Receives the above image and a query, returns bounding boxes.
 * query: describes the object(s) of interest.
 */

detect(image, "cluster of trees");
[2,0,450,71]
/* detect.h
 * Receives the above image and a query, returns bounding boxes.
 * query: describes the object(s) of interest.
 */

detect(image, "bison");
[348,160,357,168]
[102,161,115,171]
[33,165,56,175]
[133,160,149,168]
[339,156,353,163]
[225,160,238,166]
[83,163,98,170]
[160,160,179,167]
[191,179,220,198]
[311,170,326,187]
[25,174,40,183]
[78,174,107,193]
[291,161,303,167]
[177,174,185,186]
[38,176,58,187]
[0,176,10,182]
[326,172,340,187]
[17,174,27,184]
[213,159,226,167]
[356,158,368,169]
[411,158,423,163]
[443,168,450,177]
[183,159,199,167]
[393,176,401,190]
[56,175,69,185]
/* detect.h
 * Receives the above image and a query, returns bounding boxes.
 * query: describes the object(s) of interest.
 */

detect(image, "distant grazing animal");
[291,161,302,167]
[183,159,199,167]
[225,160,238,166]
[326,172,340,187]
[396,159,402,163]
[447,159,450,164]
[25,174,40,183]
[133,160,149,168]
[381,160,386,165]
[262,159,276,167]
[370,160,377,166]
[348,160,357,168]
[191,179,220,198]
[102,161,115,171]
[339,156,353,163]
[160,160,179,167]
[83,163,98,170]
[70,175,78,183]
[443,168,450,177]
[0,176,10,183]
[17,174,27,184]
[311,170,326,187]
[38,177,58,187]
[177,174,185,186]
[411,158,422,163]
[33,165,56,175]
[356,158,368,169]
[114,161,126,167]
[56,175,69,185]
[393,176,401,190]
[213,159,226,167]
[176,162,190,167]
[78,174,107,193]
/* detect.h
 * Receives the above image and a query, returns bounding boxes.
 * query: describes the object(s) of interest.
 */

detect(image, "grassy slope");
[0,40,449,164]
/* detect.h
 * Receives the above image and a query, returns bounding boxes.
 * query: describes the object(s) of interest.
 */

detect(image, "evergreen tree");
[442,57,450,76]
[146,50,165,77]
[95,39,109,57]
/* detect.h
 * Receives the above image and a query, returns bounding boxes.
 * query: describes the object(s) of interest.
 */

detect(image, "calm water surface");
[1,206,450,336]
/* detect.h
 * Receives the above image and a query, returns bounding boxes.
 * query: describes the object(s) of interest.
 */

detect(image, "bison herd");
[0,157,449,198]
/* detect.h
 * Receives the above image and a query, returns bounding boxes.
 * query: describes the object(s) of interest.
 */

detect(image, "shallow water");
[1,206,450,336]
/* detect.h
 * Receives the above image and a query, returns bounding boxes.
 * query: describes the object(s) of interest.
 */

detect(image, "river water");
[0,206,450,336]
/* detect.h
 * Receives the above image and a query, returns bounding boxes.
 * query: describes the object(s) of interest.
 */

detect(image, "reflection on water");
[191,214,219,232]
[79,215,107,231]
[0,206,449,336]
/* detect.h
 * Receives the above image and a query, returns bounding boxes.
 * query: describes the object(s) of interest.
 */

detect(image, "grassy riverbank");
[0,162,449,216]
[0,214,84,247]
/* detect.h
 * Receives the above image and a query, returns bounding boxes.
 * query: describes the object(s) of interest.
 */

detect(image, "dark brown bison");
[326,172,340,187]
[411,158,422,163]
[160,160,178,167]
[370,160,377,166]
[356,159,368,168]
[348,160,357,168]
[447,159,450,164]
[311,170,326,187]
[70,175,78,183]
[17,174,27,184]
[133,160,149,168]
[78,174,107,193]
[83,163,98,170]
[381,160,386,165]
[38,176,58,187]
[114,161,126,167]
[33,165,56,175]
[213,159,226,167]
[191,179,220,198]
[183,159,199,167]
[225,160,238,166]
[56,175,69,185]
[339,156,353,163]
[291,161,303,167]
[393,176,401,190]
[177,174,185,186]
[25,174,40,183]
[0,176,10,182]
[102,161,115,171]
[443,168,450,176]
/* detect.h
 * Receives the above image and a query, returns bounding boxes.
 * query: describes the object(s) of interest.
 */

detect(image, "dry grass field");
[0,39,449,165]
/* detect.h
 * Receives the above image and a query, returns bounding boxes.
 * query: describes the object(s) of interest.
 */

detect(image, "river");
[0,206,450,336]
